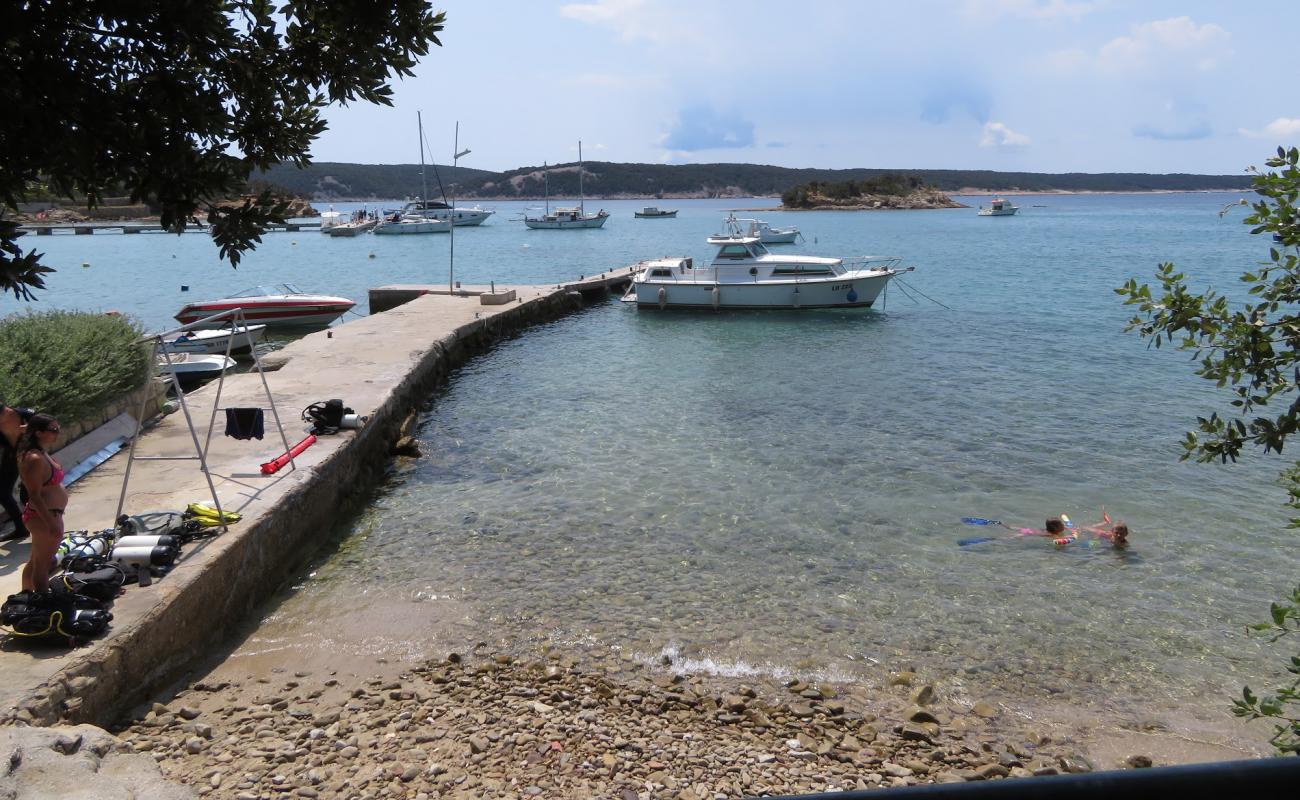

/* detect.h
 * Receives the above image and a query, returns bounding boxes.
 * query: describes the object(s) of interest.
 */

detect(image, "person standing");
[18,414,66,593]
[0,401,33,542]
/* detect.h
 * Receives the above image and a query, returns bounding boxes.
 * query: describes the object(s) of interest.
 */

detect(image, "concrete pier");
[19,221,319,235]
[0,281,596,727]
[368,265,642,314]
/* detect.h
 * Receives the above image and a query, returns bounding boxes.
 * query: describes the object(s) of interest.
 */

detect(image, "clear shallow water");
[22,194,1295,743]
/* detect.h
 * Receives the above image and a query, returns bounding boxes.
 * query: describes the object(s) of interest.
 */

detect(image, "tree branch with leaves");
[1118,146,1300,754]
[0,0,445,300]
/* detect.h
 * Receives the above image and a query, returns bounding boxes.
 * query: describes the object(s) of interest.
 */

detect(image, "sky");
[313,1,1300,175]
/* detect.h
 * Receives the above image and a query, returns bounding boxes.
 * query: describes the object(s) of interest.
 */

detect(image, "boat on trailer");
[625,217,911,310]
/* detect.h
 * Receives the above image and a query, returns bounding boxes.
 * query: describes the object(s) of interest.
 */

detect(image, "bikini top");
[40,453,63,486]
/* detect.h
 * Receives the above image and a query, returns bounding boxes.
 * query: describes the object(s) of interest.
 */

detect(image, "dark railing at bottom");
[758,757,1299,800]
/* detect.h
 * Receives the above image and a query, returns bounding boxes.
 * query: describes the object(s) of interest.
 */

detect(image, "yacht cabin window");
[650,269,673,277]
[717,244,752,259]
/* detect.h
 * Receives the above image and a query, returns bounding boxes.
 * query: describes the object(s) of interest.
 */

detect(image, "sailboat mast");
[418,111,429,211]
[449,121,457,294]
[578,140,584,216]
[544,162,549,215]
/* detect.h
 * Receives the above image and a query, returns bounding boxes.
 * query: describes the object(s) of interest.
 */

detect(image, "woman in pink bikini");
[18,414,66,593]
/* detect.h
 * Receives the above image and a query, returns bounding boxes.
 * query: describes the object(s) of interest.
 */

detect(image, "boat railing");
[840,256,904,272]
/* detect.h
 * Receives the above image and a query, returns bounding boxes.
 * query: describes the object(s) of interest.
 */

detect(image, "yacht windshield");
[231,286,277,298]
[750,242,770,257]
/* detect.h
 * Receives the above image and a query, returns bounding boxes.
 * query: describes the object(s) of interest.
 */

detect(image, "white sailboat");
[374,111,452,235]
[523,141,610,229]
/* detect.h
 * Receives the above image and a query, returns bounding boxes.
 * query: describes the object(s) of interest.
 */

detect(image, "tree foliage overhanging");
[0,0,446,300]
[1118,146,1300,754]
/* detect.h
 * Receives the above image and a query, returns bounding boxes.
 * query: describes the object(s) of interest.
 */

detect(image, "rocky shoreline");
[110,649,1139,799]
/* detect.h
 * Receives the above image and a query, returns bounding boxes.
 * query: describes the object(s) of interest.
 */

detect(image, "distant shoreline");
[305,188,1254,204]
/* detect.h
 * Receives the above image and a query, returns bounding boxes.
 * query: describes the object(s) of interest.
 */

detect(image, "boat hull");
[372,219,451,235]
[161,325,267,355]
[635,211,677,218]
[175,302,353,328]
[632,273,894,309]
[759,231,798,243]
[406,209,493,226]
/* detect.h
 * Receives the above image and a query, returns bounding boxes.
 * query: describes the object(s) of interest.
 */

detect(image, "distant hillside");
[263,161,1254,200]
[261,162,495,201]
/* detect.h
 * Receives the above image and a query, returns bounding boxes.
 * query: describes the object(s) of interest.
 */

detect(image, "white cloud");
[962,0,1098,22]
[560,0,692,47]
[1238,118,1300,140]
[1098,17,1232,73]
[980,122,1031,148]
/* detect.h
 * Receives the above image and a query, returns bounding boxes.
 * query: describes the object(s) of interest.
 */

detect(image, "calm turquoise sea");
[20,194,1296,745]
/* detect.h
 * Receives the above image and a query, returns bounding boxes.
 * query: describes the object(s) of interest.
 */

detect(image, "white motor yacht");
[977,197,1019,216]
[372,213,452,235]
[626,217,911,310]
[174,284,355,328]
[395,200,494,226]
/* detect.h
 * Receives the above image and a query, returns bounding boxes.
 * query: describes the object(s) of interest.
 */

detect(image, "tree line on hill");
[260,161,1255,201]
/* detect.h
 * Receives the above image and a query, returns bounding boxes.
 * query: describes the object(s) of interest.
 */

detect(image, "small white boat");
[523,142,610,229]
[160,324,267,355]
[634,206,677,218]
[372,214,452,235]
[732,216,800,244]
[977,197,1019,216]
[318,207,344,233]
[157,353,236,390]
[395,200,494,226]
[174,284,355,328]
[626,216,911,310]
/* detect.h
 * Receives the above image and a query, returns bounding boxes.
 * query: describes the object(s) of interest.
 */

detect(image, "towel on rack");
[224,408,265,440]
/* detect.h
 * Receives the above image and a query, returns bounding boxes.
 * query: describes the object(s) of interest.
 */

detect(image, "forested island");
[781,174,964,210]
[260,160,1255,201]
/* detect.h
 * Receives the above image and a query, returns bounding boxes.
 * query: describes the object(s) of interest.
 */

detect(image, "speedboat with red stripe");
[174,284,356,328]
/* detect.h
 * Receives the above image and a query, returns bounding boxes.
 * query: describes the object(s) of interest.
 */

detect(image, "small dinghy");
[157,353,236,390]
[160,324,267,356]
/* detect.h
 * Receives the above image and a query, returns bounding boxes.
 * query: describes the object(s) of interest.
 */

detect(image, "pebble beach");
[113,646,1167,799]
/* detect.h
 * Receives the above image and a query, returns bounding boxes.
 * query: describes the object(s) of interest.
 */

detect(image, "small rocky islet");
[108,649,1136,799]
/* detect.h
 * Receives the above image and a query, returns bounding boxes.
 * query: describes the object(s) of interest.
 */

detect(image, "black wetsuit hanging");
[224,408,265,440]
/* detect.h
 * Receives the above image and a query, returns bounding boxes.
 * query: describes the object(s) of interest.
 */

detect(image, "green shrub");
[0,311,150,422]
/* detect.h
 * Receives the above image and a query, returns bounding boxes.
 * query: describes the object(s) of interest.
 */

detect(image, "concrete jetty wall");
[2,287,587,728]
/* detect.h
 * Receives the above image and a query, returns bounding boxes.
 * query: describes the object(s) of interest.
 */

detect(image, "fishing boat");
[624,215,911,310]
[394,199,494,226]
[157,353,236,390]
[977,197,1019,216]
[634,207,678,218]
[174,284,355,328]
[731,217,800,244]
[373,111,452,236]
[160,324,267,355]
[523,142,610,229]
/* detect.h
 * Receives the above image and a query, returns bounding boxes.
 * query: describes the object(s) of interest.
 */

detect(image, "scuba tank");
[110,545,178,569]
[57,531,113,571]
[113,535,180,551]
